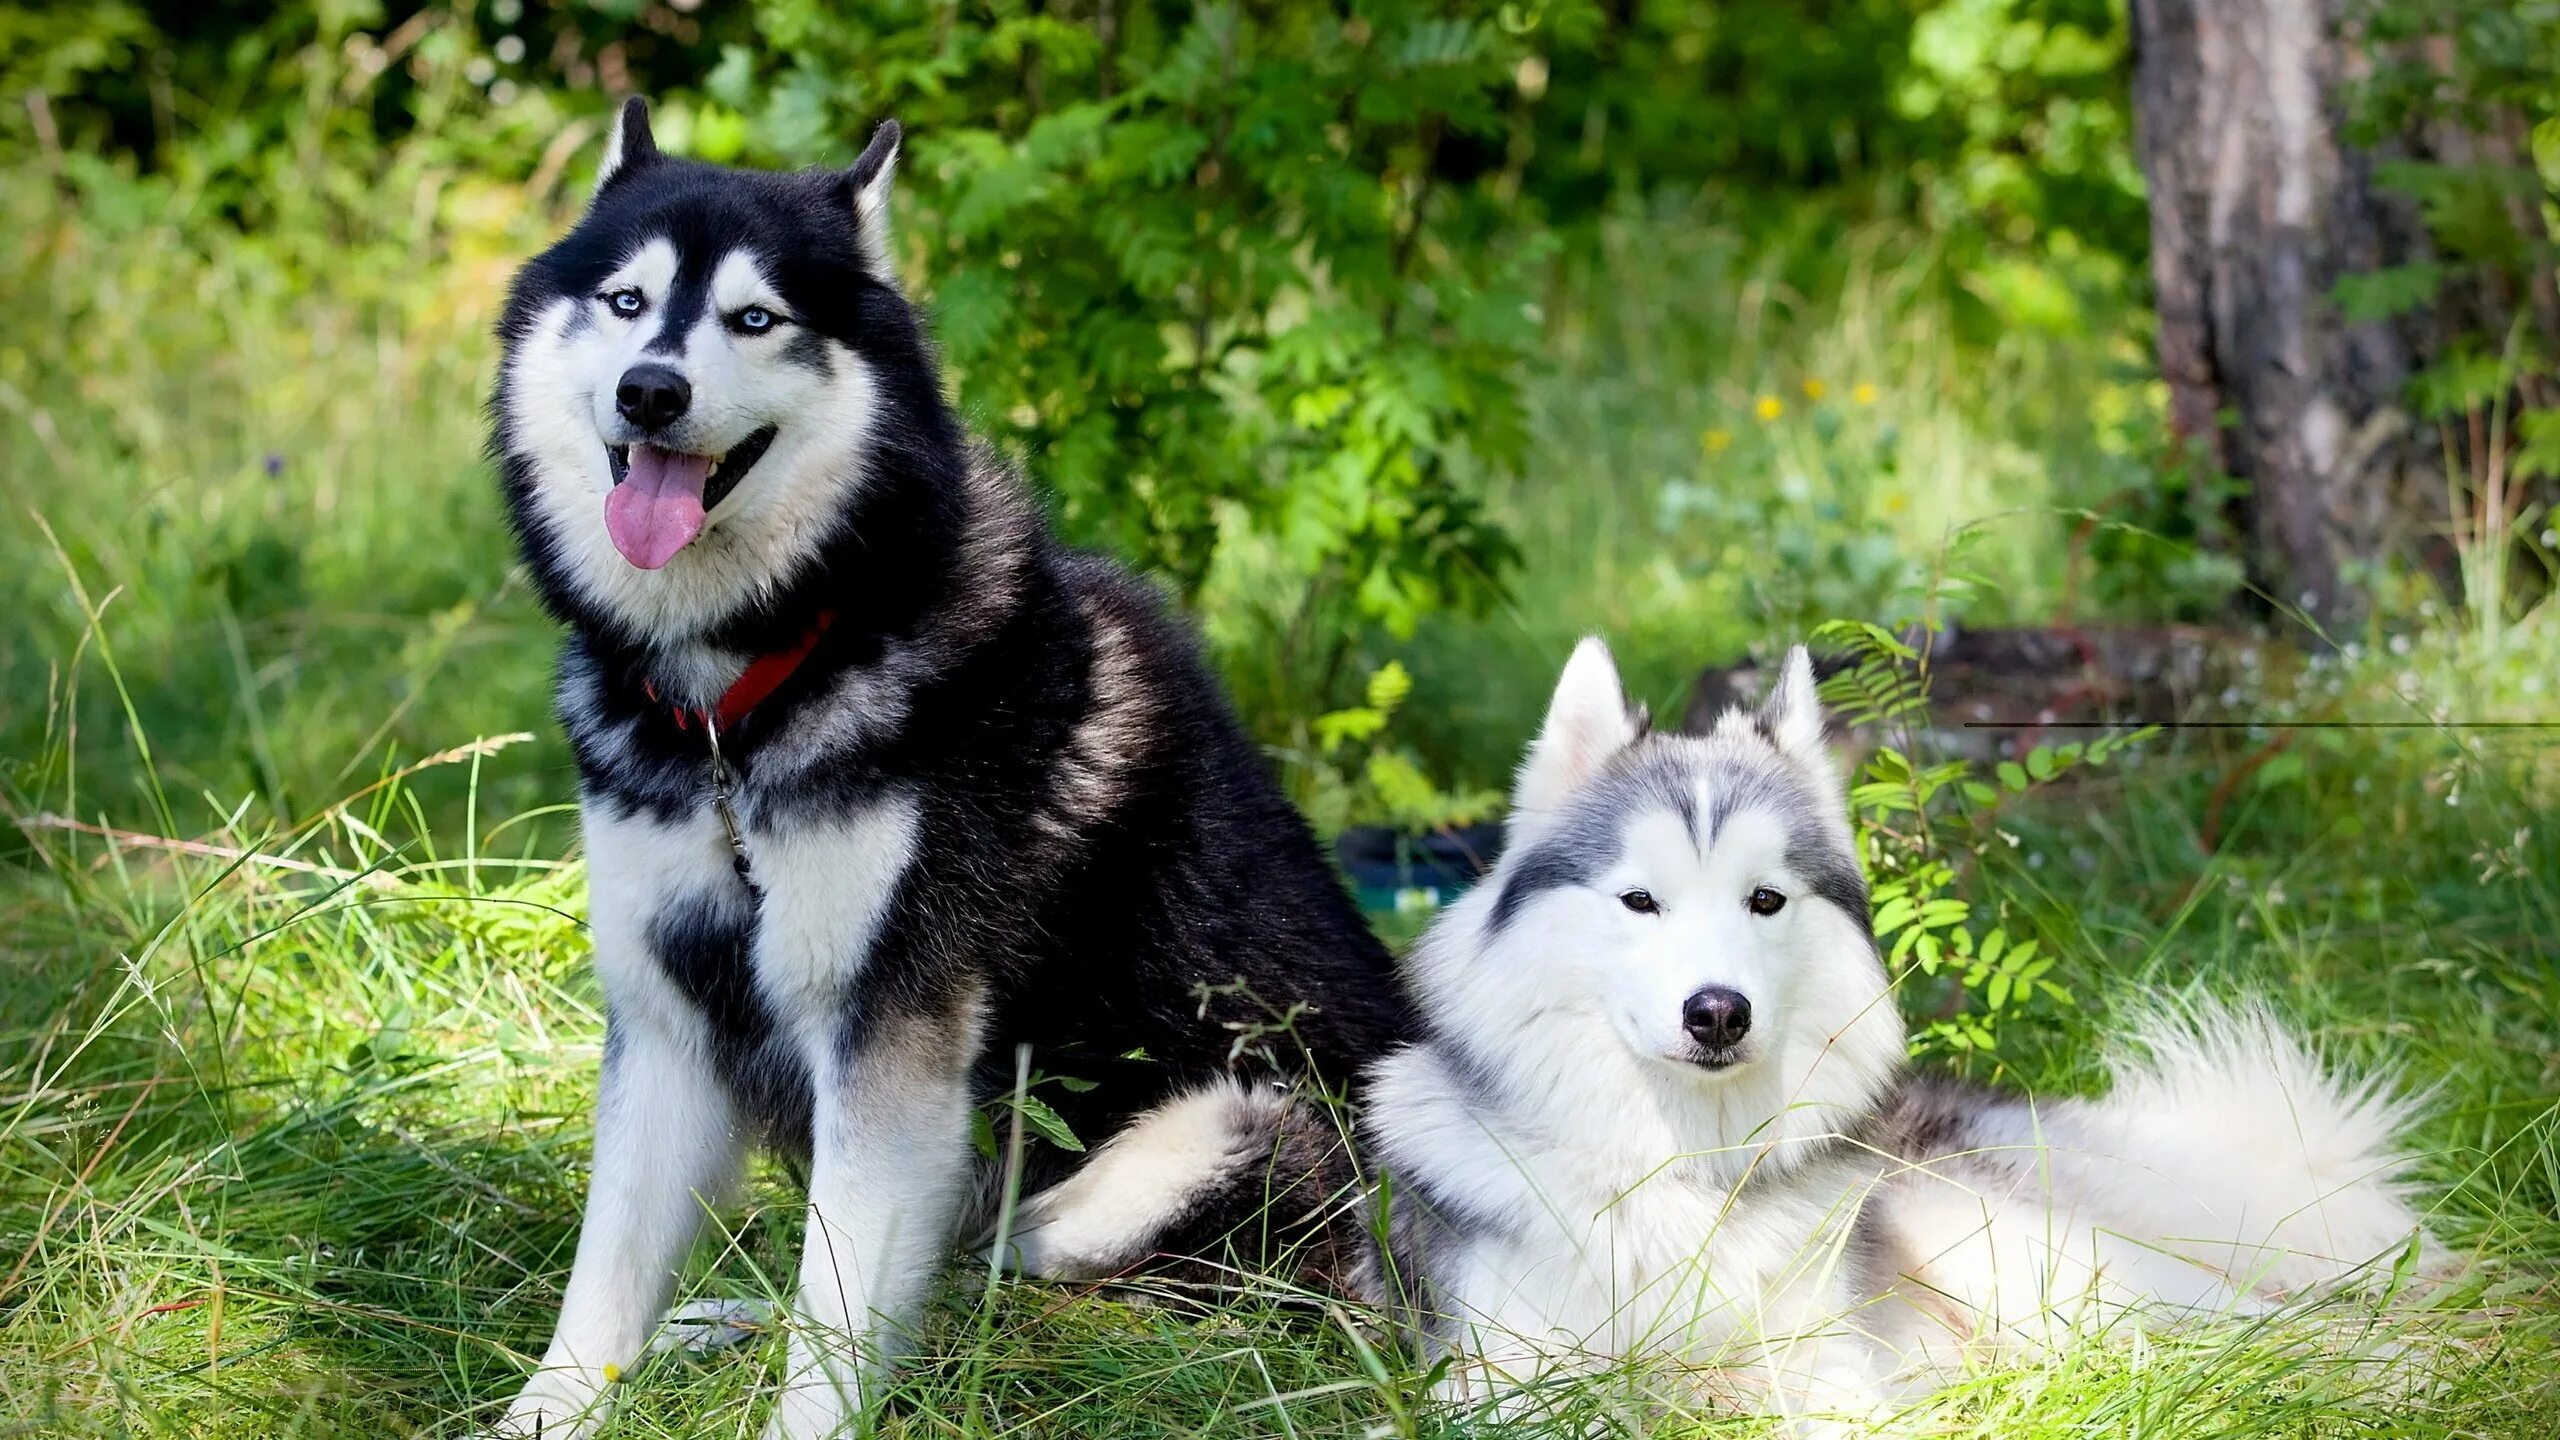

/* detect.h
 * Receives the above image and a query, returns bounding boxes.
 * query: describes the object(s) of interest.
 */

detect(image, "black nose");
[1682,986,1752,1049]
[615,363,691,432]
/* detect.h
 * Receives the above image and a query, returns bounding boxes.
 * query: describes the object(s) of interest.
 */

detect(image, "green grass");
[5,170,2558,1438]
[7,629,2557,1438]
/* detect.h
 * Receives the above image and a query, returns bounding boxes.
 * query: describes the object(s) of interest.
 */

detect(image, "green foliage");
[2513,406,2560,482]
[1897,0,2148,261]
[1295,660,1501,836]
[716,0,1541,725]
[1664,382,1932,634]
[1813,618,2155,1056]
[0,20,582,834]
[2343,0,2560,634]
[971,1066,1096,1159]
[1518,0,2145,263]
[2334,259,2454,325]
[1,0,2188,811]
[0,1,738,171]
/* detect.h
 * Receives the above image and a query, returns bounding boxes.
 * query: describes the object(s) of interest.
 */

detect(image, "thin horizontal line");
[1960,720,2560,730]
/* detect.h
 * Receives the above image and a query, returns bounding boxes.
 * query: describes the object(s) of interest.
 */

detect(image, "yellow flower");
[1882,492,1909,515]
[1754,395,1785,422]
[1801,378,1828,402]
[602,1364,623,1384]
[1852,381,1880,406]
[1701,427,1734,454]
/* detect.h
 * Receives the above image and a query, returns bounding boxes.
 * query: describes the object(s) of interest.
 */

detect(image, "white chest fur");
[581,799,737,1015]
[579,789,921,1041]
[1373,1043,1881,1410]
[1457,1166,1866,1359]
[736,794,921,1046]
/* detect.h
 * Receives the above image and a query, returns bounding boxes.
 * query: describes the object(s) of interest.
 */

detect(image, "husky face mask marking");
[1483,639,1886,1083]
[583,241,800,568]
[1574,803,1823,1070]
[495,101,908,636]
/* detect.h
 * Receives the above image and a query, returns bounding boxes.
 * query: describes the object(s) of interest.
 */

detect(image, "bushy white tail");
[2057,1003,2435,1301]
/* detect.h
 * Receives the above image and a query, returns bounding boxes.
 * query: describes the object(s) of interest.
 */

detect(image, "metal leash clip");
[703,716,754,886]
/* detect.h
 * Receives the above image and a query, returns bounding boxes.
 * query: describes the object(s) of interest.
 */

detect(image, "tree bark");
[2128,0,2433,627]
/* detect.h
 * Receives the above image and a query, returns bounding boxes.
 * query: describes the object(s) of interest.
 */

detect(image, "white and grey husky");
[1361,639,2437,1427]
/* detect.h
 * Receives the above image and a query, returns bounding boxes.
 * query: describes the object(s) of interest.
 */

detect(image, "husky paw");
[484,1367,613,1440]
[759,1376,867,1440]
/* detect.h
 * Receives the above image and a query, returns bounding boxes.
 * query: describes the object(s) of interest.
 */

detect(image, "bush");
[702,1,1544,734]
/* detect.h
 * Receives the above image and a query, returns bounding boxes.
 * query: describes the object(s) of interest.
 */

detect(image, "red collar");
[644,610,837,735]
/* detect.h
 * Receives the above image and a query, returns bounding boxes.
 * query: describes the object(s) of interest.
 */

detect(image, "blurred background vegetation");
[7,0,2555,828]
[1,0,2188,837]
[4,6,2559,1434]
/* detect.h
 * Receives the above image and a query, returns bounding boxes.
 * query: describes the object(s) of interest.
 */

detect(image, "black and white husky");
[1363,639,2438,1428]
[487,99,1405,1438]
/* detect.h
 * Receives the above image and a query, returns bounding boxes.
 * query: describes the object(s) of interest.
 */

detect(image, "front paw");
[760,1379,858,1440]
[486,1365,613,1440]
[760,1333,881,1440]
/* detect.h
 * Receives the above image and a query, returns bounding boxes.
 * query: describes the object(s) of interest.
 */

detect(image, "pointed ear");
[1513,637,1643,827]
[1756,644,1838,786]
[843,119,903,286]
[595,96,660,197]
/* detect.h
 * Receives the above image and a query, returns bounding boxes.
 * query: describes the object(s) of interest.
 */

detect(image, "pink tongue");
[604,445,713,569]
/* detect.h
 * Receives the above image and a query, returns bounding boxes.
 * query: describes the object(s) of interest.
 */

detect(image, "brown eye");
[1747,887,1787,917]
[1620,889,1660,915]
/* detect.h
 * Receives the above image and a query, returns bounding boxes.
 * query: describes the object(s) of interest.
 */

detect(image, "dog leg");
[496,1009,743,1439]
[763,1005,978,1440]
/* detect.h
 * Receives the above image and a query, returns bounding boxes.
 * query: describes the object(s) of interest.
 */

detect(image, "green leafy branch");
[1813,618,2156,1056]
[1295,660,1500,839]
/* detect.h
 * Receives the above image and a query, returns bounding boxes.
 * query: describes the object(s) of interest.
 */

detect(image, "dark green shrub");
[709,2,1543,731]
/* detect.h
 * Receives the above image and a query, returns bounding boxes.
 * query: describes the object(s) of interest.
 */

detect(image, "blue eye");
[605,288,645,317]
[736,306,775,333]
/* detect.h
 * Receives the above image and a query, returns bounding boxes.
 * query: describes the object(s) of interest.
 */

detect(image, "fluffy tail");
[975,1078,1362,1287]
[2053,1003,2437,1301]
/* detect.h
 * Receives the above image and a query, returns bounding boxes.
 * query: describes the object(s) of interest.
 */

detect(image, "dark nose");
[1682,986,1752,1049]
[615,363,691,432]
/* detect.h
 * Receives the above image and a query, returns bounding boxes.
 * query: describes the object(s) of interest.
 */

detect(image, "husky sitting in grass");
[485,99,1407,1439]
[1360,638,2436,1428]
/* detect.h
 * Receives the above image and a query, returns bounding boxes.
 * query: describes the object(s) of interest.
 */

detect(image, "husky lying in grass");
[1360,638,2435,1428]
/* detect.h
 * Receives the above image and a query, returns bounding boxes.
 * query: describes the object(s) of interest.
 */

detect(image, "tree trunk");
[2128,0,2432,628]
